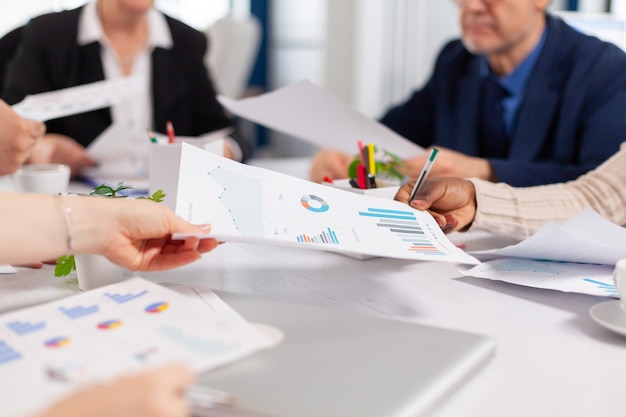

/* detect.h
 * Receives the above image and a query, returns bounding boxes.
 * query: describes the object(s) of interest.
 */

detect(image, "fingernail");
[197,224,211,232]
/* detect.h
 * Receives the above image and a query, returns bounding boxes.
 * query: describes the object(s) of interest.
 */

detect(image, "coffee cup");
[13,164,70,194]
[613,259,626,311]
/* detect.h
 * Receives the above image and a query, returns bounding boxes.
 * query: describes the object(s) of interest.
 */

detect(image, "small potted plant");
[325,147,407,198]
[55,182,165,290]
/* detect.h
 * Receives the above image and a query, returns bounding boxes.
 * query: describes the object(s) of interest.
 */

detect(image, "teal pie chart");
[300,195,329,213]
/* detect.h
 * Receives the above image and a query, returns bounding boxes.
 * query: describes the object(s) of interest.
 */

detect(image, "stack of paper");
[462,209,626,297]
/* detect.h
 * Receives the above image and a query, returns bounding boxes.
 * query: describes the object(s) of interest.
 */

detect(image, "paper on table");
[470,208,626,265]
[0,277,271,417]
[0,265,17,274]
[83,125,232,193]
[218,80,425,157]
[461,258,616,297]
[12,75,147,122]
[174,143,478,265]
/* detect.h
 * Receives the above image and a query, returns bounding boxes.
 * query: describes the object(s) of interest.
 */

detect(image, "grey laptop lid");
[198,291,495,417]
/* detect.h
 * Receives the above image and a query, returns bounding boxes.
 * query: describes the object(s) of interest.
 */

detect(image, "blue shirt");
[480,26,548,137]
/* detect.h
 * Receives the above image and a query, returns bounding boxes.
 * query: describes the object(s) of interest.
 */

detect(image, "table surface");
[2,157,625,417]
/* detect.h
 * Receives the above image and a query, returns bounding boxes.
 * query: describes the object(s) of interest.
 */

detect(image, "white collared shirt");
[77,2,173,133]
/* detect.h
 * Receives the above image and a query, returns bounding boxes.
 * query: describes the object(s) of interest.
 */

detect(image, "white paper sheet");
[471,208,626,265]
[174,143,478,265]
[0,265,17,274]
[12,76,147,122]
[462,258,616,297]
[218,80,425,157]
[0,277,270,417]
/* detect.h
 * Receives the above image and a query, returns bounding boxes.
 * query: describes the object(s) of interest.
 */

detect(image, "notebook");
[197,291,495,417]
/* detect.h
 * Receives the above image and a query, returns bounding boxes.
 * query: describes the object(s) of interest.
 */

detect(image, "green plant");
[54,182,165,277]
[347,147,406,183]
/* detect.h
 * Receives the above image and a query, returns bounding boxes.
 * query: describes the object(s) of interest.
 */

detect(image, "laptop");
[197,291,495,417]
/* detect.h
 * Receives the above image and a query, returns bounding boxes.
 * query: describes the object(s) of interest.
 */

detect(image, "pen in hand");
[408,148,439,202]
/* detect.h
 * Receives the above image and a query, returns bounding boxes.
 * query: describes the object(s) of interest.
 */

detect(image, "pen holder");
[324,178,400,199]
[149,143,182,210]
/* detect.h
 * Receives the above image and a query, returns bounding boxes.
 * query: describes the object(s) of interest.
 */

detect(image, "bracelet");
[57,195,74,254]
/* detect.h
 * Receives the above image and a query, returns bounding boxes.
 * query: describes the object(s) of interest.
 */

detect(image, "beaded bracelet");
[57,195,74,253]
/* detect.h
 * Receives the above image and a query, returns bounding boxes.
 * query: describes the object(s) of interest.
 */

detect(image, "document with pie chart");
[175,143,478,265]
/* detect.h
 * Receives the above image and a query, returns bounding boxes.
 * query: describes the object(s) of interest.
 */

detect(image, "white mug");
[13,164,70,194]
[613,259,626,312]
[74,254,125,291]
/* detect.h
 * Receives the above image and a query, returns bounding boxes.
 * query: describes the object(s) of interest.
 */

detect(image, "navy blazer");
[2,7,250,160]
[381,15,626,186]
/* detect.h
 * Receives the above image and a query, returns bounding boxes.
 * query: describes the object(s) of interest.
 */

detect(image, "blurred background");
[0,0,624,157]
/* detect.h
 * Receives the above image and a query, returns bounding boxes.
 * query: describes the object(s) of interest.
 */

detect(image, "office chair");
[205,16,262,99]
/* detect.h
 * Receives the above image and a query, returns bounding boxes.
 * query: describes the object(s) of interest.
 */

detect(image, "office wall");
[324,0,459,119]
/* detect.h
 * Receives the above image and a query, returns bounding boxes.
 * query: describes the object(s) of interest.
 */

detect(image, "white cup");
[13,164,70,194]
[74,254,125,291]
[614,260,626,310]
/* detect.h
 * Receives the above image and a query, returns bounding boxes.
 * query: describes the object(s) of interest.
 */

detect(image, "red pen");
[166,120,175,144]
[322,176,334,184]
[357,164,367,189]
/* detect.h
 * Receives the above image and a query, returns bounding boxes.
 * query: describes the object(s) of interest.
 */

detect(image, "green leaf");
[55,255,76,277]
[148,189,166,203]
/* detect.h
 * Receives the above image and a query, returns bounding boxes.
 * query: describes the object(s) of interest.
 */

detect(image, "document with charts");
[0,277,271,417]
[175,143,478,265]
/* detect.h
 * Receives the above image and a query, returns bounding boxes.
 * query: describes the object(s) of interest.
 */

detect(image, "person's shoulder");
[435,39,476,70]
[548,14,626,62]
[22,7,80,43]
[162,13,205,44]
[26,7,80,30]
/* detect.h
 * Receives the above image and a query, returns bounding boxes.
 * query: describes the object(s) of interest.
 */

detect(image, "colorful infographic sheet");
[0,277,270,417]
[175,143,478,265]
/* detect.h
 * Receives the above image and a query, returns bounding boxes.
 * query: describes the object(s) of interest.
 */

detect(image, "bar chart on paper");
[175,143,479,264]
[358,208,445,256]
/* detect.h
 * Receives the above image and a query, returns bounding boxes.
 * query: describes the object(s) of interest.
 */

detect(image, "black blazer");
[3,7,250,159]
[380,15,626,186]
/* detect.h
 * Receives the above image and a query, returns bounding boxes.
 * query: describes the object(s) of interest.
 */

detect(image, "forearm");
[468,148,626,240]
[0,194,119,264]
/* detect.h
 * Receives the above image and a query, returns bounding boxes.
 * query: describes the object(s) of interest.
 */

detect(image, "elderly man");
[311,0,626,187]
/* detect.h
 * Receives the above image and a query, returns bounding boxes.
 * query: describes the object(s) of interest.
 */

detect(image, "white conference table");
[2,157,626,417]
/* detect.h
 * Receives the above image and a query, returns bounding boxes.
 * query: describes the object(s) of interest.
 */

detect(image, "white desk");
[2,157,625,417]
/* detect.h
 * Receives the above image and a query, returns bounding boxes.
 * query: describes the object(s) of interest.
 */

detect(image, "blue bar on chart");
[296,227,339,244]
[0,340,22,365]
[58,304,100,319]
[582,278,618,296]
[7,320,46,336]
[358,207,444,255]
[105,290,149,304]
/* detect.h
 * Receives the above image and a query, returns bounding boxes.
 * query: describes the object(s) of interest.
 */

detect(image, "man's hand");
[395,177,478,233]
[28,134,96,176]
[0,100,46,175]
[309,149,353,183]
[404,147,496,181]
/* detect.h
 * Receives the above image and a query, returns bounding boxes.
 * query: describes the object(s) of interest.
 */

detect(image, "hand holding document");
[218,80,425,157]
[174,143,478,265]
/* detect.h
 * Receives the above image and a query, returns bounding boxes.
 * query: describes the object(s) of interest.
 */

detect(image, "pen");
[408,147,439,202]
[367,143,377,188]
[147,129,158,144]
[166,120,175,144]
